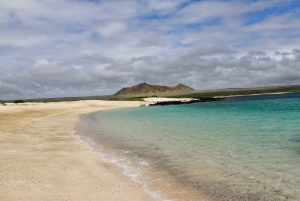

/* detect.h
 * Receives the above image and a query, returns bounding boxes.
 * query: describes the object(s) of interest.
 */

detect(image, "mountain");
[114,83,195,96]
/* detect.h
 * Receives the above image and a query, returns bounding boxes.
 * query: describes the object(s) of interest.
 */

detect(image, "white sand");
[0,100,155,201]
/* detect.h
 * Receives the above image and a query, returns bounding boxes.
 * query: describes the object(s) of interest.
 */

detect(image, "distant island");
[1,84,300,103]
[115,82,194,96]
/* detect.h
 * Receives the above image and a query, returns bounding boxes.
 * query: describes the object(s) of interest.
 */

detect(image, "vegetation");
[123,97,144,101]
[106,96,145,101]
[13,100,25,104]
[107,97,119,101]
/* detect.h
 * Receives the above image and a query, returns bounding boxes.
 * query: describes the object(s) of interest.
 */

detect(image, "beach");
[75,93,300,201]
[0,100,156,201]
[2,94,299,201]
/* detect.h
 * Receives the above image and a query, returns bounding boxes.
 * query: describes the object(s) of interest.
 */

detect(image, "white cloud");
[97,21,127,37]
[0,0,299,99]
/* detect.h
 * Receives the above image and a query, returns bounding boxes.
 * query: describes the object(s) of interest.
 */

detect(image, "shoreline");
[75,97,297,201]
[75,112,210,201]
[1,99,210,201]
[1,95,294,200]
[0,100,157,201]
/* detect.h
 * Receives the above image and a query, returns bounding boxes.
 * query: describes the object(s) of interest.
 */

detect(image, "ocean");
[76,92,300,200]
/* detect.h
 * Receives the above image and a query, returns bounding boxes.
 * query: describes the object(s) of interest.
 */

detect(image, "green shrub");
[13,100,25,104]
[123,97,144,101]
[108,98,119,101]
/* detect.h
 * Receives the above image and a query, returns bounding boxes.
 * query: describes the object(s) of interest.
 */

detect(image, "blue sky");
[0,0,300,99]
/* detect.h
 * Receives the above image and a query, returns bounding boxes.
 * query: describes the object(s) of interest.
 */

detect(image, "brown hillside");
[115,83,195,96]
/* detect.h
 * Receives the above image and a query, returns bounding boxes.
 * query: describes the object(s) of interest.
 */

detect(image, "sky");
[0,0,300,100]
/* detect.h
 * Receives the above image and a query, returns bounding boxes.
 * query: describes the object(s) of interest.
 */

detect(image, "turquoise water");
[77,93,300,200]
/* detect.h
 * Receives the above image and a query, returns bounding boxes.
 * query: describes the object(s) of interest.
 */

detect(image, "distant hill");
[114,82,195,96]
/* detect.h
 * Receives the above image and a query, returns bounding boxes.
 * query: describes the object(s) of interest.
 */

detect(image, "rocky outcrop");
[148,97,224,106]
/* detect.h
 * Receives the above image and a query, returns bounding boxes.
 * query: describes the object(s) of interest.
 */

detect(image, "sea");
[76,92,300,201]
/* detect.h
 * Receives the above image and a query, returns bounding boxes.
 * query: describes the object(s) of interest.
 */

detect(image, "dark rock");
[149,98,224,106]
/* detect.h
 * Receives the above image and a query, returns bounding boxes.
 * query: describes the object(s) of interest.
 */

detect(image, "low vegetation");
[13,100,25,104]
[123,97,144,101]
[107,97,145,101]
[107,97,119,101]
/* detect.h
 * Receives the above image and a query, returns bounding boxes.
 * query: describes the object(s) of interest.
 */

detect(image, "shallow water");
[77,93,300,200]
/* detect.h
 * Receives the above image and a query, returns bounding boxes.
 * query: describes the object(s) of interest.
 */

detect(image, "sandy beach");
[0,100,156,201]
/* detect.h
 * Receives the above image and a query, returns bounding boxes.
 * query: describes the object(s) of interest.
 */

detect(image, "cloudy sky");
[0,0,300,100]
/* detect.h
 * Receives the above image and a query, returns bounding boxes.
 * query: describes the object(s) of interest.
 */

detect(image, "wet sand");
[0,100,155,201]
